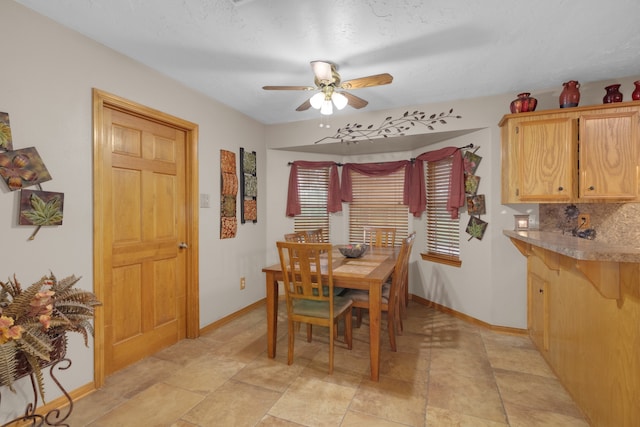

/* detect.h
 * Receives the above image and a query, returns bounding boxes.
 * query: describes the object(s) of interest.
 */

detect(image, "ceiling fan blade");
[262,85,315,91]
[310,61,333,82]
[340,91,369,109]
[296,98,312,111]
[340,73,393,89]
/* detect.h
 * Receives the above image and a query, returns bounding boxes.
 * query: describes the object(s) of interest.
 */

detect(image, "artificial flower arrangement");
[0,273,101,400]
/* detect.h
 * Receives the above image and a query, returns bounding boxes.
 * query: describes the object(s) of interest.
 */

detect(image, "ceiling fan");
[262,61,393,115]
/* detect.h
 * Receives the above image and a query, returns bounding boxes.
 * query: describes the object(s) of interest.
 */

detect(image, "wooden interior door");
[93,89,199,382]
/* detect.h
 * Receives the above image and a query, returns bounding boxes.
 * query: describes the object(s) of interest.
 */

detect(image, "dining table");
[262,245,398,381]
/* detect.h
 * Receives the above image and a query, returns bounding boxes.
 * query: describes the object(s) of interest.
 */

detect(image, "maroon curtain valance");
[340,160,411,202]
[285,148,464,219]
[409,147,464,219]
[286,161,342,217]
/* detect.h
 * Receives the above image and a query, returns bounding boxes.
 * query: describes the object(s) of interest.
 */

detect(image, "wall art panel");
[240,147,257,223]
[220,149,237,238]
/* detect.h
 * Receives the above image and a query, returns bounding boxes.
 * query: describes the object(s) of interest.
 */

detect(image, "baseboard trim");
[199,298,266,335]
[410,294,527,335]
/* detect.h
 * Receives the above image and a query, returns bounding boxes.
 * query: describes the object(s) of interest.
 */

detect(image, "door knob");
[179,242,188,249]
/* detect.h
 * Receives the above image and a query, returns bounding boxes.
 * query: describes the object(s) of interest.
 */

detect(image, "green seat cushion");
[293,295,353,318]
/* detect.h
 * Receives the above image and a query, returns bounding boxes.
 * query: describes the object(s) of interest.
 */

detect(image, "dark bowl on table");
[338,244,369,258]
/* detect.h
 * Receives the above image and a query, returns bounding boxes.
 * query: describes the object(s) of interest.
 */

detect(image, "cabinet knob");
[539,289,544,294]
[558,186,564,191]
[588,186,595,191]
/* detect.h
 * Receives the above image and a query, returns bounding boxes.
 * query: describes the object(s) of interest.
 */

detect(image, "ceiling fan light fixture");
[309,92,325,109]
[263,60,392,115]
[331,92,348,110]
[320,99,333,115]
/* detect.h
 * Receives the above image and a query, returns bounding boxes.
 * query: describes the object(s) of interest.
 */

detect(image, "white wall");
[1,2,266,417]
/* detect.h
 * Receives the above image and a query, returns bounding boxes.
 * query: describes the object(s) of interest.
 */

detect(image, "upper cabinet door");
[579,110,639,200]
[517,117,577,202]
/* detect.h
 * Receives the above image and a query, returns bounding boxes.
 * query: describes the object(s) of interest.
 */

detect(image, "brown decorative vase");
[603,84,623,103]
[510,92,537,113]
[632,81,640,101]
[559,80,580,108]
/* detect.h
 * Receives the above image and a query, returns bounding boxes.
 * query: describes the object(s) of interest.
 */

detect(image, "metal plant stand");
[0,357,73,427]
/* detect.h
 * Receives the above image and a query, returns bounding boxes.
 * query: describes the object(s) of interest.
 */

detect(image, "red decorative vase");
[603,84,623,103]
[510,92,537,113]
[559,80,580,108]
[632,81,640,101]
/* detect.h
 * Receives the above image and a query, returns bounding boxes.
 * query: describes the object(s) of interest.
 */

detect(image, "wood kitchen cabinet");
[579,109,639,199]
[528,272,549,352]
[500,102,640,203]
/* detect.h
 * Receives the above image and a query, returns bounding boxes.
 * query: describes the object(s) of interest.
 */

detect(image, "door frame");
[92,88,199,387]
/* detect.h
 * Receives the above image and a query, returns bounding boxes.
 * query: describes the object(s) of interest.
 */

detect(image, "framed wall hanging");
[220,149,238,239]
[19,189,64,226]
[0,111,13,151]
[240,147,257,223]
[0,147,52,191]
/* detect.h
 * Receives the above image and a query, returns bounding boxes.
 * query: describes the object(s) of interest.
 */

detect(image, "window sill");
[421,252,462,268]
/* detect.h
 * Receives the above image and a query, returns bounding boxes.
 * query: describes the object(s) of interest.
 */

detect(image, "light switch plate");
[200,193,210,208]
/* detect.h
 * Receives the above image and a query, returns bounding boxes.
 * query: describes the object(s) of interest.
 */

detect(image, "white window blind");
[348,169,408,245]
[424,157,461,265]
[293,166,330,241]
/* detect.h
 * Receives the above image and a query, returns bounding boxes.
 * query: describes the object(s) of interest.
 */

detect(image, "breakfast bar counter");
[504,229,640,426]
[503,229,640,263]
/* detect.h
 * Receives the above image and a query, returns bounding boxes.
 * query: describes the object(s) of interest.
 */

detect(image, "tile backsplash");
[539,203,640,246]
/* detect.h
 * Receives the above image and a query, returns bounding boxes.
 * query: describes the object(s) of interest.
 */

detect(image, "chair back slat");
[305,228,324,243]
[284,231,307,243]
[363,226,397,247]
[284,228,325,243]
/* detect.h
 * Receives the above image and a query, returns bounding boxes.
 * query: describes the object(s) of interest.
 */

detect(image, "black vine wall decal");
[313,108,462,145]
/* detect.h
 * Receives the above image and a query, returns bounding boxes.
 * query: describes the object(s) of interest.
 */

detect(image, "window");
[423,157,462,267]
[294,166,330,241]
[348,169,408,244]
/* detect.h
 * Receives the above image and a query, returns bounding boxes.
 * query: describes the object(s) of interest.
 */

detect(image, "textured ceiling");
[14,0,640,125]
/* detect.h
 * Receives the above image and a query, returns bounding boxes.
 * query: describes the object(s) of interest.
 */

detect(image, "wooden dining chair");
[305,228,324,243]
[397,233,415,324]
[363,226,397,247]
[343,232,415,351]
[276,241,353,374]
[284,231,307,243]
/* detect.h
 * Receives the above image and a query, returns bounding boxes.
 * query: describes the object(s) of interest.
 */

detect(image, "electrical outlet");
[240,277,246,290]
[578,213,591,229]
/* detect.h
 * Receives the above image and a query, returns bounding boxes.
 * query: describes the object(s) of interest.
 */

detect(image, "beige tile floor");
[67,302,590,426]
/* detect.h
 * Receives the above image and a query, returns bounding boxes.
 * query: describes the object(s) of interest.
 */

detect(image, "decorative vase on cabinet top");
[632,81,640,101]
[510,92,537,113]
[559,80,580,108]
[603,84,623,103]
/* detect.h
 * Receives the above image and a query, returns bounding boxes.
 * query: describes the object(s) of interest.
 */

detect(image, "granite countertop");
[503,229,640,263]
